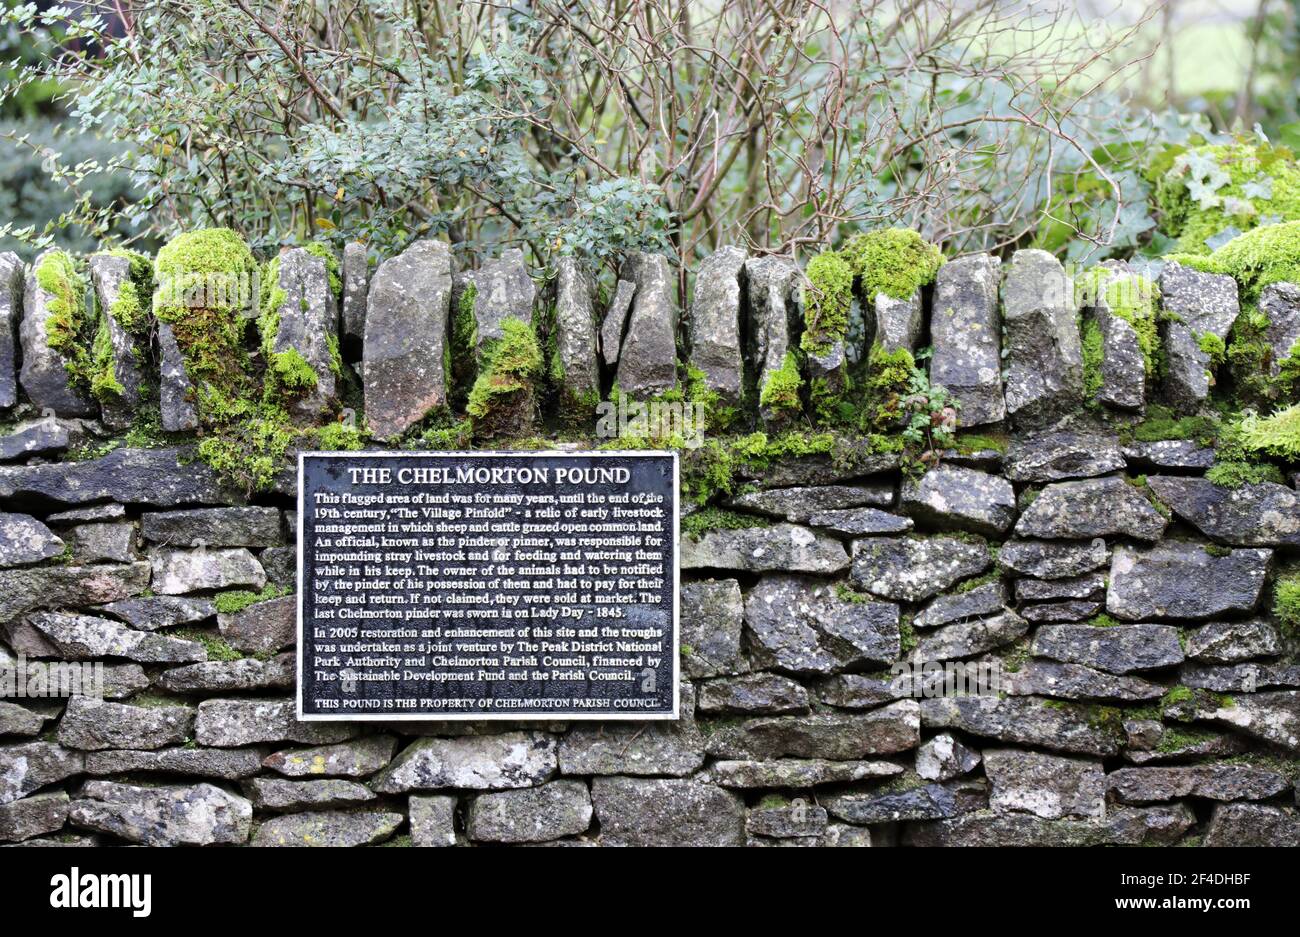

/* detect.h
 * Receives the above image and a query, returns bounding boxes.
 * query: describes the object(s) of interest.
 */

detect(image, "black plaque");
[297,451,678,720]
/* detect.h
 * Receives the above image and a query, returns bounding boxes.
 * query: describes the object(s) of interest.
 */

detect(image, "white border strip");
[296,450,680,722]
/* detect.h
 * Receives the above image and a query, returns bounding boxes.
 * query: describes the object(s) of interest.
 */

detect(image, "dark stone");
[28,610,205,663]
[679,579,746,679]
[698,673,809,715]
[1260,281,1300,376]
[900,465,1016,536]
[811,674,907,710]
[87,254,147,430]
[158,322,198,431]
[920,696,1122,756]
[56,697,195,751]
[1000,249,1082,426]
[84,747,264,781]
[744,256,801,426]
[914,581,1008,628]
[930,253,1005,425]
[251,810,401,847]
[218,595,295,655]
[806,507,912,535]
[552,257,599,413]
[982,748,1105,818]
[1004,431,1125,482]
[141,507,281,547]
[1107,542,1271,620]
[824,779,988,824]
[0,252,20,410]
[1082,263,1146,410]
[1179,661,1300,693]
[1146,476,1300,547]
[1185,618,1281,663]
[682,523,848,573]
[1122,440,1215,470]
[616,252,678,397]
[591,777,744,847]
[1109,765,1289,804]
[0,791,68,843]
[1031,623,1184,673]
[1013,477,1166,541]
[1204,803,1300,847]
[747,801,829,839]
[0,512,63,567]
[0,447,234,507]
[1015,572,1104,601]
[0,420,69,462]
[18,250,96,417]
[703,701,920,760]
[905,805,1195,847]
[998,537,1109,579]
[557,686,703,777]
[744,574,900,673]
[1020,600,1102,622]
[708,758,904,789]
[910,609,1028,663]
[64,522,134,564]
[157,654,294,693]
[1159,260,1240,412]
[467,780,592,843]
[97,595,215,631]
[687,246,746,409]
[409,795,457,847]
[727,483,894,521]
[341,242,368,350]
[850,535,992,602]
[599,278,635,367]
[1003,660,1166,702]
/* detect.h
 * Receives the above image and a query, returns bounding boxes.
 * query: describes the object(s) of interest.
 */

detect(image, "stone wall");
[0,236,1297,847]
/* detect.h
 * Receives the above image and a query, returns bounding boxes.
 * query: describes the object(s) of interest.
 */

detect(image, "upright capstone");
[465,248,536,356]
[19,249,97,418]
[363,240,453,439]
[745,255,801,425]
[1082,262,1145,411]
[88,254,147,431]
[873,289,923,355]
[930,253,1004,426]
[687,246,746,411]
[616,252,678,397]
[1159,260,1239,413]
[158,322,198,432]
[267,248,339,420]
[1259,282,1300,376]
[552,256,599,416]
[1001,250,1082,428]
[0,252,21,409]
[341,242,369,357]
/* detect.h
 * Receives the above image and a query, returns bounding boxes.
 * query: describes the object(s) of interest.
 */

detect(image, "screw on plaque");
[640,668,656,694]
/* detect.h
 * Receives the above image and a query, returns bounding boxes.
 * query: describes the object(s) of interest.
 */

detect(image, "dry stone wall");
[0,235,1297,847]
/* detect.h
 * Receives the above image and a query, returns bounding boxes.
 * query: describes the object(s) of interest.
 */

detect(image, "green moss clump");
[841,228,944,300]
[801,250,854,355]
[315,420,365,451]
[1236,403,1300,461]
[1081,316,1104,400]
[37,249,111,398]
[759,351,803,419]
[1126,404,1220,445]
[1198,331,1227,366]
[1205,418,1288,488]
[214,584,292,616]
[267,347,319,393]
[1182,220,1300,303]
[466,317,542,436]
[862,344,916,430]
[1093,271,1160,377]
[89,316,124,401]
[1085,613,1122,628]
[197,408,296,493]
[953,432,1009,455]
[681,507,769,537]
[173,629,244,662]
[1155,141,1300,253]
[1274,575,1300,638]
[98,249,155,336]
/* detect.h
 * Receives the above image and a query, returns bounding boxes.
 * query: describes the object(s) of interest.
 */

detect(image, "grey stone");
[1201,690,1300,752]
[920,696,1121,756]
[263,735,399,779]
[1107,542,1270,620]
[29,611,205,663]
[1015,572,1104,601]
[0,512,63,567]
[157,654,294,693]
[901,465,1016,536]
[850,535,992,602]
[930,253,1004,426]
[591,777,744,847]
[0,791,68,842]
[811,673,907,709]
[806,507,911,536]
[57,697,194,751]
[1001,249,1082,426]
[1185,618,1281,663]
[1014,477,1166,541]
[1159,260,1240,412]
[64,522,133,564]
[70,780,251,845]
[1082,265,1147,410]
[558,686,703,777]
[468,780,593,843]
[84,747,264,780]
[243,777,375,811]
[371,732,557,792]
[150,546,265,594]
[688,246,746,409]
[727,483,894,521]
[195,698,357,748]
[1260,281,1300,376]
[0,742,83,805]
[0,447,232,506]
[259,545,295,586]
[341,242,368,350]
[218,595,295,655]
[141,507,281,548]
[1003,660,1167,702]
[747,800,829,838]
[1204,803,1300,847]
[911,609,1028,663]
[1020,600,1102,622]
[744,574,899,673]
[825,779,988,824]
[0,252,20,409]
[615,252,678,397]
[87,254,146,430]
[679,579,746,679]
[0,419,69,462]
[682,523,848,573]
[0,701,45,737]
[914,581,1008,628]
[1031,623,1184,673]
[363,240,452,439]
[709,759,904,789]
[599,278,635,367]
[93,664,150,700]
[552,256,599,414]
[698,673,809,715]
[998,537,1109,580]
[1146,476,1300,547]
[905,804,1195,847]
[46,502,125,523]
[744,445,900,489]
[915,733,981,782]
[157,322,198,431]
[18,250,96,417]
[409,794,457,847]
[1122,439,1215,470]
[983,748,1105,819]
[1180,661,1300,693]
[252,809,401,847]
[1109,765,1289,804]
[97,595,215,631]
[873,289,923,354]
[744,255,802,425]
[703,701,920,760]
[465,248,535,355]
[1005,431,1126,482]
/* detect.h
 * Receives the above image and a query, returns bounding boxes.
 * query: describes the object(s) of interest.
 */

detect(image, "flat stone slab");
[704,701,921,760]
[0,512,63,567]
[252,810,402,847]
[370,733,557,792]
[915,734,982,782]
[983,748,1105,819]
[263,735,399,779]
[0,447,233,506]
[0,420,70,462]
[1109,765,1289,804]
[1204,803,1300,847]
[681,523,848,573]
[1185,618,1281,663]
[727,483,894,521]
[84,747,265,781]
[1159,260,1240,412]
[824,779,988,824]
[242,778,376,811]
[467,780,593,843]
[0,742,84,806]
[920,696,1121,756]
[744,574,900,673]
[1004,431,1125,482]
[140,507,281,547]
[1107,542,1271,620]
[69,781,251,846]
[910,609,1028,664]
[1122,440,1214,470]
[1014,477,1166,541]
[998,537,1109,579]
[905,805,1194,847]
[914,581,1008,628]
[850,535,992,602]
[900,465,1016,536]
[29,611,205,663]
[1031,623,1185,673]
[1146,476,1300,547]
[195,698,357,748]
[1002,660,1166,702]
[0,791,69,843]
[806,507,912,535]
[56,697,195,751]
[615,252,678,397]
[697,673,809,715]
[150,546,266,594]
[591,777,744,847]
[708,759,905,789]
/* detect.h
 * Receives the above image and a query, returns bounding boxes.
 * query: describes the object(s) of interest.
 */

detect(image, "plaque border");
[295,449,681,722]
